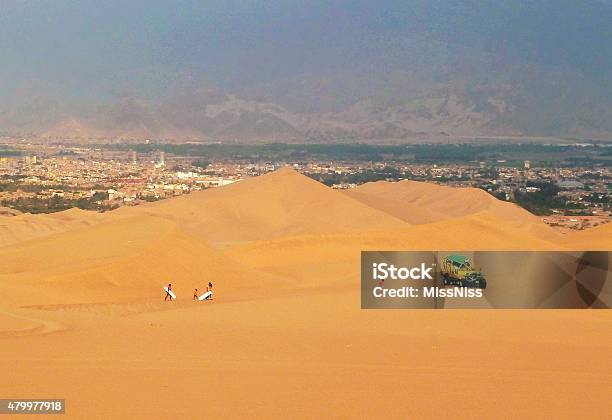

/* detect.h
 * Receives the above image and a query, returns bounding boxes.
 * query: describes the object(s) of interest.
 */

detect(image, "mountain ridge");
[2,1,612,142]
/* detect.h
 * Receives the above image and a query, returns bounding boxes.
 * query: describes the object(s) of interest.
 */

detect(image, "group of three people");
[163,282,213,301]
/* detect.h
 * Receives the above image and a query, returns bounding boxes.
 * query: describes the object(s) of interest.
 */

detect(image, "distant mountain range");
[0,93,508,142]
[2,83,609,143]
[1,0,611,142]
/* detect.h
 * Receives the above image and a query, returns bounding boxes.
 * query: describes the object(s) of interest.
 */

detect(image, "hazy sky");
[1,0,611,104]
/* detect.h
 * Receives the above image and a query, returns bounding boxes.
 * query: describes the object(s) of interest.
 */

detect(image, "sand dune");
[119,167,408,245]
[0,214,283,307]
[1,167,611,418]
[226,211,566,287]
[0,169,604,305]
[0,207,106,247]
[346,179,536,222]
[344,179,564,242]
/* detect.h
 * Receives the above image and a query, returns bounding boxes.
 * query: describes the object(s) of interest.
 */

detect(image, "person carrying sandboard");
[164,283,174,301]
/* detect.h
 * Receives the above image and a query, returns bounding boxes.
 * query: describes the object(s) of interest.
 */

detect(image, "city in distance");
[1,141,610,232]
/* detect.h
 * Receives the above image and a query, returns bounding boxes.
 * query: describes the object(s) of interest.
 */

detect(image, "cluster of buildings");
[0,152,245,211]
[1,144,610,231]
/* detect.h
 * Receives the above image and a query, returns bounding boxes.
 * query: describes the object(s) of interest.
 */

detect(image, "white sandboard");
[164,286,177,299]
[198,291,213,301]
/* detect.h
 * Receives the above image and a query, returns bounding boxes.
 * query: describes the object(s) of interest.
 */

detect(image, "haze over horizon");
[2,0,612,141]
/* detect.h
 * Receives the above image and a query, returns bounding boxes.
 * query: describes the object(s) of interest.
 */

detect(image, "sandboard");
[164,286,177,299]
[198,291,213,301]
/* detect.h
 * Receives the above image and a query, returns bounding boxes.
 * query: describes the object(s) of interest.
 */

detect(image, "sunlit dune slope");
[344,179,562,242]
[0,166,602,307]
[121,166,408,245]
[0,207,106,247]
[0,214,281,306]
[346,180,537,222]
[227,211,566,284]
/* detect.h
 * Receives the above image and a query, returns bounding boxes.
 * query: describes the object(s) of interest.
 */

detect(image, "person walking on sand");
[164,283,174,301]
[193,288,198,301]
[204,282,213,300]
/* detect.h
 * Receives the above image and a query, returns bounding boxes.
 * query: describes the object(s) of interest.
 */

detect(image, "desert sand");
[562,222,612,250]
[1,168,611,419]
[344,179,538,224]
